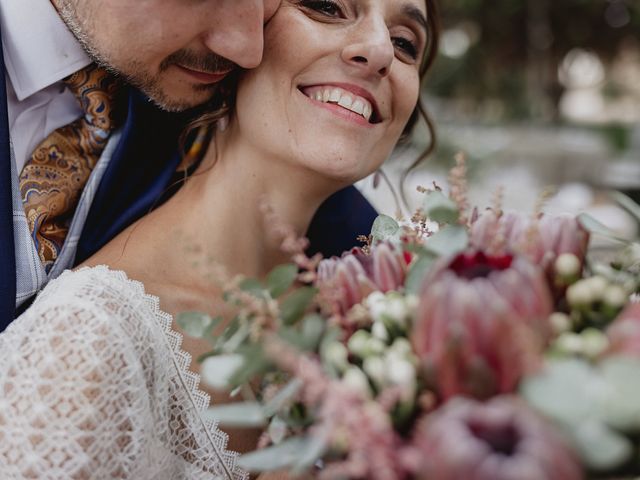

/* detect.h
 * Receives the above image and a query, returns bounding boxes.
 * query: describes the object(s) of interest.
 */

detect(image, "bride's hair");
[184,0,440,178]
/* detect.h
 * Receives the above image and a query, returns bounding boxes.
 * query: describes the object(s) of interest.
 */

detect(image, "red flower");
[317,243,407,315]
[412,250,553,400]
[410,396,582,480]
[470,210,589,273]
[606,302,640,357]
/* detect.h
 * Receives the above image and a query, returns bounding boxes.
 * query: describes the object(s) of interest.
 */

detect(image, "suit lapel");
[0,26,17,325]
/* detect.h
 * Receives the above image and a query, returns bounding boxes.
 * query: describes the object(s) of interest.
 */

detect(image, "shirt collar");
[1,0,91,101]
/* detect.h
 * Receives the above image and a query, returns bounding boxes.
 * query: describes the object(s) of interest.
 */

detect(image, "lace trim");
[61,266,249,480]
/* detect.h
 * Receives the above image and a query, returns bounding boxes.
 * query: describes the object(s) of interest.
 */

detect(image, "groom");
[0,0,377,327]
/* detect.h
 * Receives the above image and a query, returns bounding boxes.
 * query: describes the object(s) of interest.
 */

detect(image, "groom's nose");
[202,0,281,69]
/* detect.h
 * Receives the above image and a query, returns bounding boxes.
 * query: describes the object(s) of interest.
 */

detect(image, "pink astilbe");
[412,251,552,401]
[316,243,408,316]
[606,302,640,357]
[409,396,583,480]
[469,210,590,273]
[263,337,408,480]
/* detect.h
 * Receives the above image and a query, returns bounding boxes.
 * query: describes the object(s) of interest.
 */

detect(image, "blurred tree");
[428,0,640,120]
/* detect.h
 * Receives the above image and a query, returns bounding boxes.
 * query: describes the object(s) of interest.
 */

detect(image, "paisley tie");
[19,64,122,271]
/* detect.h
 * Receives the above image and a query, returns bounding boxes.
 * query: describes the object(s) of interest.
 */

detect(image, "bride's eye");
[298,0,344,18]
[393,36,419,61]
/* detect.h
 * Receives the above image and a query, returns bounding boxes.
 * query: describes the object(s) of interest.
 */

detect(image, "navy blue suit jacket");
[0,43,377,328]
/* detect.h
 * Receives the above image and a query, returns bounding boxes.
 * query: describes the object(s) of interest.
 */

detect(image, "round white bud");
[603,285,628,309]
[567,281,593,308]
[549,312,572,335]
[342,367,372,398]
[555,253,581,278]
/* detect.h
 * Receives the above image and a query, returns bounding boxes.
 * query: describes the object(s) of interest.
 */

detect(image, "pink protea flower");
[409,396,583,480]
[316,243,408,315]
[412,250,553,400]
[470,210,589,273]
[606,302,640,357]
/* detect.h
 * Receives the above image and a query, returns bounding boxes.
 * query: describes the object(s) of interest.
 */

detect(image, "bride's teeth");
[329,89,342,102]
[363,103,372,121]
[323,89,331,102]
[337,95,353,109]
[351,100,364,116]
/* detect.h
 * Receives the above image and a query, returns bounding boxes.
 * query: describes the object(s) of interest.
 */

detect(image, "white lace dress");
[0,266,248,480]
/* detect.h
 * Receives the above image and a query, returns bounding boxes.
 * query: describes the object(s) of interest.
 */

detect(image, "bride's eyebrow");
[401,3,428,33]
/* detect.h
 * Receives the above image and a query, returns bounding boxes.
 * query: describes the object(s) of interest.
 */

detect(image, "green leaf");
[175,312,221,338]
[422,190,459,224]
[229,345,272,385]
[293,433,328,472]
[267,264,299,298]
[578,213,626,242]
[264,379,304,416]
[572,419,632,471]
[423,225,468,258]
[201,354,245,390]
[204,401,267,428]
[238,437,313,472]
[239,278,267,298]
[596,356,640,432]
[610,191,640,224]
[371,214,400,244]
[405,254,436,294]
[520,358,596,427]
[280,287,318,325]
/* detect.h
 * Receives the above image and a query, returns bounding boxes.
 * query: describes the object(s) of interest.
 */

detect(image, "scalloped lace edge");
[65,266,249,480]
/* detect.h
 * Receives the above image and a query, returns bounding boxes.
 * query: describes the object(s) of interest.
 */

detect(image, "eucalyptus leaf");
[572,419,632,471]
[203,401,267,428]
[610,191,640,224]
[422,190,459,224]
[293,433,328,472]
[239,278,267,298]
[229,346,271,385]
[596,356,640,432]
[520,358,598,427]
[280,287,318,325]
[201,354,245,390]
[405,254,436,294]
[371,214,400,244]
[578,213,626,243]
[264,379,304,416]
[176,312,220,338]
[267,264,299,298]
[423,225,468,258]
[238,437,313,472]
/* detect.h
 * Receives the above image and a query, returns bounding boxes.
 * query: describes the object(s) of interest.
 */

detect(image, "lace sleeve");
[0,294,158,479]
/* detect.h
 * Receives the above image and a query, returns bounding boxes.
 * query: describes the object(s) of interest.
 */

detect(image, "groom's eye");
[298,0,344,18]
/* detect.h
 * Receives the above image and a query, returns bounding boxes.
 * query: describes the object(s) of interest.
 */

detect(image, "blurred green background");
[361,0,640,238]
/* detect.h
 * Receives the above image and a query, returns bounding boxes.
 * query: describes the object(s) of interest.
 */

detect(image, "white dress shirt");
[1,0,91,172]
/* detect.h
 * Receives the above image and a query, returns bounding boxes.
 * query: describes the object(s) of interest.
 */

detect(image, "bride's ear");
[216,115,229,133]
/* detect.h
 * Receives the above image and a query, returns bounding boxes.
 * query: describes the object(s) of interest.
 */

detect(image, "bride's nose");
[341,20,394,78]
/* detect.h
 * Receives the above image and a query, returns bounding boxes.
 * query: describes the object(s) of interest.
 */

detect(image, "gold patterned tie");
[19,65,122,271]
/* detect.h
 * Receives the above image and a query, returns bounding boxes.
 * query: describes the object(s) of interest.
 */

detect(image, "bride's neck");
[115,127,338,288]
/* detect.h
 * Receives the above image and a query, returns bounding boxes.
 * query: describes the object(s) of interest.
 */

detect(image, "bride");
[0,0,438,478]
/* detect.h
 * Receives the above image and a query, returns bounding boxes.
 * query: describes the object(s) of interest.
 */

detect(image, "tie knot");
[64,64,123,130]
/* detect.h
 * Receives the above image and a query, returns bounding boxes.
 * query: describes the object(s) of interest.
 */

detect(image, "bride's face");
[233,0,429,183]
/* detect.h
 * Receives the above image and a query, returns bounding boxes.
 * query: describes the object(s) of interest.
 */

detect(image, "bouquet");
[179,159,640,479]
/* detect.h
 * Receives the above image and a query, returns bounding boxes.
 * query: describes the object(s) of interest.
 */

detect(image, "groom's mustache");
[160,49,237,75]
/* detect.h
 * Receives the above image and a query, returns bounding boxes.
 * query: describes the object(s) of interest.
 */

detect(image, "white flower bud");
[363,356,387,387]
[567,281,593,308]
[549,312,572,335]
[347,330,371,357]
[584,276,608,302]
[366,292,387,323]
[555,332,584,355]
[371,321,389,342]
[390,337,413,357]
[342,367,372,398]
[386,295,409,326]
[324,341,349,371]
[603,284,628,309]
[555,253,581,279]
[387,356,416,389]
[580,328,609,359]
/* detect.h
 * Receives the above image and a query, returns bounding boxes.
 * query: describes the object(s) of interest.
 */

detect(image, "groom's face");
[52,0,280,112]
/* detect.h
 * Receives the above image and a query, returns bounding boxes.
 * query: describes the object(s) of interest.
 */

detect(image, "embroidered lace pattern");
[0,266,248,480]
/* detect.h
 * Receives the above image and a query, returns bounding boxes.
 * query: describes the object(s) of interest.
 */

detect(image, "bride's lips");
[176,65,232,84]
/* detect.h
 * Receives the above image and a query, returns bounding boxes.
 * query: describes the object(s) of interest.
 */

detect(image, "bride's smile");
[230,0,428,183]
